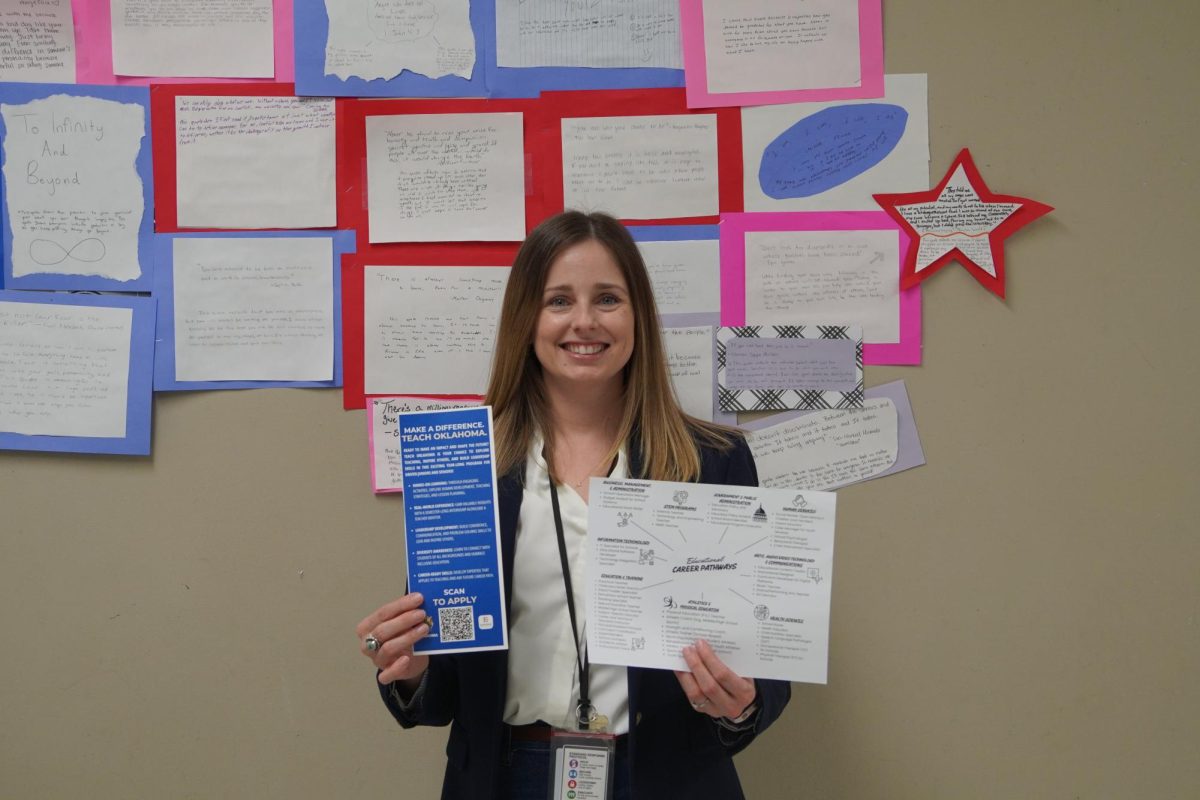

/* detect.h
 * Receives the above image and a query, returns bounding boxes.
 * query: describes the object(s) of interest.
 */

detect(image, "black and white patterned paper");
[717,324,864,412]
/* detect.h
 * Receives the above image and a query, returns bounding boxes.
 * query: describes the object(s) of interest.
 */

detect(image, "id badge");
[549,729,616,800]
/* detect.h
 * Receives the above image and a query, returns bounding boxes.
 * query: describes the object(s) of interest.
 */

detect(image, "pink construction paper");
[719,211,921,365]
[680,0,884,109]
[366,397,402,494]
[73,0,294,85]
[367,396,483,493]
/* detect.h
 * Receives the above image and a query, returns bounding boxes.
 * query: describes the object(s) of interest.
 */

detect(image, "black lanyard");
[548,478,593,731]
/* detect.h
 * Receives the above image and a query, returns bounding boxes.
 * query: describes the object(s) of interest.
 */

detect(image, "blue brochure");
[400,406,508,654]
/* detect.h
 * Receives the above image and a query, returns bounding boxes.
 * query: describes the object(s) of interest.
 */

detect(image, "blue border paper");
[482,0,684,98]
[0,83,154,292]
[0,290,155,456]
[400,406,507,655]
[628,224,718,244]
[153,229,355,391]
[293,0,489,97]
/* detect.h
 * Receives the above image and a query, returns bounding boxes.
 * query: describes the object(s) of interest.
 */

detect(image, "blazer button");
[636,712,643,725]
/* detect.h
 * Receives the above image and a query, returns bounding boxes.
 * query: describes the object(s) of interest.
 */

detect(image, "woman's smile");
[561,341,608,356]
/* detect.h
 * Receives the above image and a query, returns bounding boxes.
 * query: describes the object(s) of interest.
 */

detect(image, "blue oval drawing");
[758,104,909,199]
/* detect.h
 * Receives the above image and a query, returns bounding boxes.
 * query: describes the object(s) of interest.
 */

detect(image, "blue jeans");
[498,735,632,800]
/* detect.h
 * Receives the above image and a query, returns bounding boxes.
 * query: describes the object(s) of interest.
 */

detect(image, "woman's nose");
[570,305,598,330]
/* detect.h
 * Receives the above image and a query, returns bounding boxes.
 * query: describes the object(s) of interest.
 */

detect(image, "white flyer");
[586,477,835,683]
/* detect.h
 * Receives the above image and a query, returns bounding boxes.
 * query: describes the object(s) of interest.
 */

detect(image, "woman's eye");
[547,296,570,308]
[598,294,620,306]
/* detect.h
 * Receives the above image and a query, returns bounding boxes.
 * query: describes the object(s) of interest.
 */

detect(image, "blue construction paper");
[400,406,507,654]
[293,0,489,97]
[0,290,156,456]
[628,224,718,243]
[0,83,154,292]
[759,104,908,200]
[482,1,684,98]
[153,230,356,391]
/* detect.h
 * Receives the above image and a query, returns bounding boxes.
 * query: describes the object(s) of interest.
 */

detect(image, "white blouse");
[502,438,631,734]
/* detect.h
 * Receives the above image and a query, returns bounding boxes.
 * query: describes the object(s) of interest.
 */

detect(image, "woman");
[357,211,790,799]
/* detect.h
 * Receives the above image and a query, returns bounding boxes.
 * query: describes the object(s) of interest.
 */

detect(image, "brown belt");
[507,722,554,742]
[507,722,629,745]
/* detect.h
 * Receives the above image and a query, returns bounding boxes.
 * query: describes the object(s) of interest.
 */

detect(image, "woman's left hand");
[674,639,757,720]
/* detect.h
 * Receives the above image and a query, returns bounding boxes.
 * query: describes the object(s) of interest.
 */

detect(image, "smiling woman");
[357,210,791,800]
[485,210,730,487]
[533,239,635,416]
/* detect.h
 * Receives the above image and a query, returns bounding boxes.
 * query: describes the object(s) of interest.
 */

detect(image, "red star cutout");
[874,148,1053,298]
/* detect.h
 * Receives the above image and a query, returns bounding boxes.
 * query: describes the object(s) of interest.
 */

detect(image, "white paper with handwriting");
[0,301,132,437]
[562,115,718,220]
[0,0,76,82]
[1,94,145,280]
[638,239,721,315]
[663,326,714,422]
[111,0,273,78]
[366,112,525,242]
[175,96,336,229]
[495,0,681,69]
[323,0,475,81]
[369,396,481,492]
[172,237,334,382]
[745,229,900,343]
[363,265,509,394]
[746,398,899,491]
[702,0,860,94]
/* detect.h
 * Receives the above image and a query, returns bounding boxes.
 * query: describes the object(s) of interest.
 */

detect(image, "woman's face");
[533,239,635,395]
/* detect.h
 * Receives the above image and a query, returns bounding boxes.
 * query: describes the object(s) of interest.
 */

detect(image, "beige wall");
[2,1,1197,797]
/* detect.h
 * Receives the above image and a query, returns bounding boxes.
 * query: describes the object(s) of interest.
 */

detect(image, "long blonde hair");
[484,211,736,482]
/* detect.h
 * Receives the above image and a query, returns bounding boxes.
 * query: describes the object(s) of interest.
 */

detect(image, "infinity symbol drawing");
[28,238,106,266]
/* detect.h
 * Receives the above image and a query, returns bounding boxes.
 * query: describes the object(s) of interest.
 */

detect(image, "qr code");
[437,606,475,643]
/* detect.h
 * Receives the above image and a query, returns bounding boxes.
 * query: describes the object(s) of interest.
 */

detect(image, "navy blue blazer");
[379,434,791,800]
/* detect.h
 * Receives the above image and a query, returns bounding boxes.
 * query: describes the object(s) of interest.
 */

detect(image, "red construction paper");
[149,83,305,233]
[535,88,743,225]
[341,252,517,410]
[336,96,547,259]
[874,149,1053,299]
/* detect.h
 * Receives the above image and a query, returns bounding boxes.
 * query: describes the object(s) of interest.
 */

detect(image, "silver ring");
[691,698,710,710]
[364,634,381,653]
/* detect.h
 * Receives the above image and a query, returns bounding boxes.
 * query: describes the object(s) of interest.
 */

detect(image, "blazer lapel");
[497,466,523,614]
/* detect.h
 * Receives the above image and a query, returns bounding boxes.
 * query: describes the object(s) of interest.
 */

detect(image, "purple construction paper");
[725,337,858,391]
[0,290,156,456]
[740,379,925,487]
[153,229,355,391]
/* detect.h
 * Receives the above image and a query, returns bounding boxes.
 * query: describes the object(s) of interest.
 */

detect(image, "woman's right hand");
[356,592,431,688]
